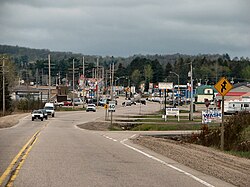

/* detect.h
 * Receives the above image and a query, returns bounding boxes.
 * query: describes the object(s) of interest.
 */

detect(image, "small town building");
[195,85,217,103]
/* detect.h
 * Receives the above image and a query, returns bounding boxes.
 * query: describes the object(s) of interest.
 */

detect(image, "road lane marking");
[102,135,118,142]
[0,126,45,187]
[120,136,215,187]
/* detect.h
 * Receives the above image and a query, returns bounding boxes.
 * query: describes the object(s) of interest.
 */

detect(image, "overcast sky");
[0,0,249,58]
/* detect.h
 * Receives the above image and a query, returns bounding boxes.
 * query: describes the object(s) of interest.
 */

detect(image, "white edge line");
[120,135,215,187]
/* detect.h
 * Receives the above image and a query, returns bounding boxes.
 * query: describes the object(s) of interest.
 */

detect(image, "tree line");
[1,45,250,113]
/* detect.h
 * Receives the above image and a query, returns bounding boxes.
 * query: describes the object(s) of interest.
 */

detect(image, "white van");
[44,103,55,117]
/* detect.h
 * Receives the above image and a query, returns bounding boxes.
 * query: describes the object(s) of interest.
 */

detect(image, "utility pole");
[110,64,112,95]
[96,57,99,106]
[73,59,75,108]
[190,61,194,121]
[1,56,6,116]
[36,68,38,88]
[48,54,51,102]
[110,62,114,126]
[82,56,85,78]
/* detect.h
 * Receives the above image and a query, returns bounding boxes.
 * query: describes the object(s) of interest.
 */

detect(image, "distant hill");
[0,44,224,66]
[0,44,79,61]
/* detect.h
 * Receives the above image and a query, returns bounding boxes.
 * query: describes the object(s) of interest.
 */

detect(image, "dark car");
[140,99,146,105]
[39,109,48,120]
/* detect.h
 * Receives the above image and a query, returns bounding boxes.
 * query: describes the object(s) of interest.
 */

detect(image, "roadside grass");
[56,107,85,111]
[131,123,220,131]
[226,151,250,159]
[244,126,250,140]
[133,117,201,122]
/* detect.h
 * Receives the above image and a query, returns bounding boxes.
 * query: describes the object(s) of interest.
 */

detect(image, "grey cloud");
[0,0,249,57]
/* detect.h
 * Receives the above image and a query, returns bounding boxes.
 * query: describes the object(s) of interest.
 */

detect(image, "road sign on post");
[214,77,233,96]
[214,77,233,151]
[108,101,116,112]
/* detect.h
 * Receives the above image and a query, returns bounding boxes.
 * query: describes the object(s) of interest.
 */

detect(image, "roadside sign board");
[108,101,116,112]
[214,77,233,96]
[214,77,233,150]
[104,104,108,109]
[202,110,222,124]
[158,82,173,90]
[163,108,180,121]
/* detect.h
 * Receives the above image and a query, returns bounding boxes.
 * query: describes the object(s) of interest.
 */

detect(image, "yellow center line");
[0,125,46,186]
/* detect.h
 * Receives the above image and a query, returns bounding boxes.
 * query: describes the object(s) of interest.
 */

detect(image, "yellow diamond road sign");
[214,77,233,96]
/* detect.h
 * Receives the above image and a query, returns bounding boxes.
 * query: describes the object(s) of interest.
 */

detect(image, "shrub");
[190,112,250,151]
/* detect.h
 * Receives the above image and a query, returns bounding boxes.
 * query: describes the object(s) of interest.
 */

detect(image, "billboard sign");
[158,82,173,90]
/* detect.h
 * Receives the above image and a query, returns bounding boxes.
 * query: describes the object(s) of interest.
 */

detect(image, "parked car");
[107,98,118,105]
[140,99,146,105]
[99,99,107,106]
[31,110,44,121]
[87,98,97,105]
[54,100,64,107]
[64,98,72,106]
[122,100,132,106]
[39,109,48,120]
[86,104,96,112]
[73,98,84,106]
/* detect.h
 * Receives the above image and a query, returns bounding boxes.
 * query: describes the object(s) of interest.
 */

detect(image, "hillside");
[0,44,224,66]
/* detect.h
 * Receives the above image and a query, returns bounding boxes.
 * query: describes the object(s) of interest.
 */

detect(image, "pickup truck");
[32,110,44,121]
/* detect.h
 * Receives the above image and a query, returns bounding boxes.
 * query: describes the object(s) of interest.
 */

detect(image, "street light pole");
[73,59,75,108]
[1,56,6,116]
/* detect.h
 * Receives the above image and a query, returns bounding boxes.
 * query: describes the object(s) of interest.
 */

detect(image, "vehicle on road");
[122,100,132,106]
[54,100,64,107]
[39,109,48,120]
[140,99,146,105]
[86,104,96,112]
[64,98,72,106]
[99,99,107,106]
[31,110,44,121]
[73,98,84,106]
[44,103,55,117]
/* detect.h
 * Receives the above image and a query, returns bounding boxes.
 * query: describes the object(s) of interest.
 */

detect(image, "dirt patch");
[77,121,111,131]
[133,136,250,187]
[0,113,28,129]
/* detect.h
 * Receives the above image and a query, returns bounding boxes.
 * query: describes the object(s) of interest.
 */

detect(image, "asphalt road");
[0,101,234,187]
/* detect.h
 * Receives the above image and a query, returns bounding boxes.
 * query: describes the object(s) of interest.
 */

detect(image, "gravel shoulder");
[132,136,250,187]
[0,113,28,129]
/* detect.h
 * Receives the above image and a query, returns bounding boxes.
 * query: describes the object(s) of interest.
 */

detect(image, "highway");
[0,102,234,187]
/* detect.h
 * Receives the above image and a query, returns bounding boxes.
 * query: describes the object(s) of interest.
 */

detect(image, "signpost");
[108,101,116,112]
[104,104,108,120]
[159,83,173,121]
[214,77,233,150]
[163,108,180,121]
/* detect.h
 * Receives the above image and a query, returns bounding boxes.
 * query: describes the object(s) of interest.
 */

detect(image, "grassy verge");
[133,117,201,122]
[131,123,220,131]
[56,107,85,111]
[226,151,250,159]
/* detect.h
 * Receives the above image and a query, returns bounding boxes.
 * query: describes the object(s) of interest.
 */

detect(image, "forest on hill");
[1,44,250,90]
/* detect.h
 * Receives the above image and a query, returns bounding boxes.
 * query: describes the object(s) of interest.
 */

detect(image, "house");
[195,85,217,103]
